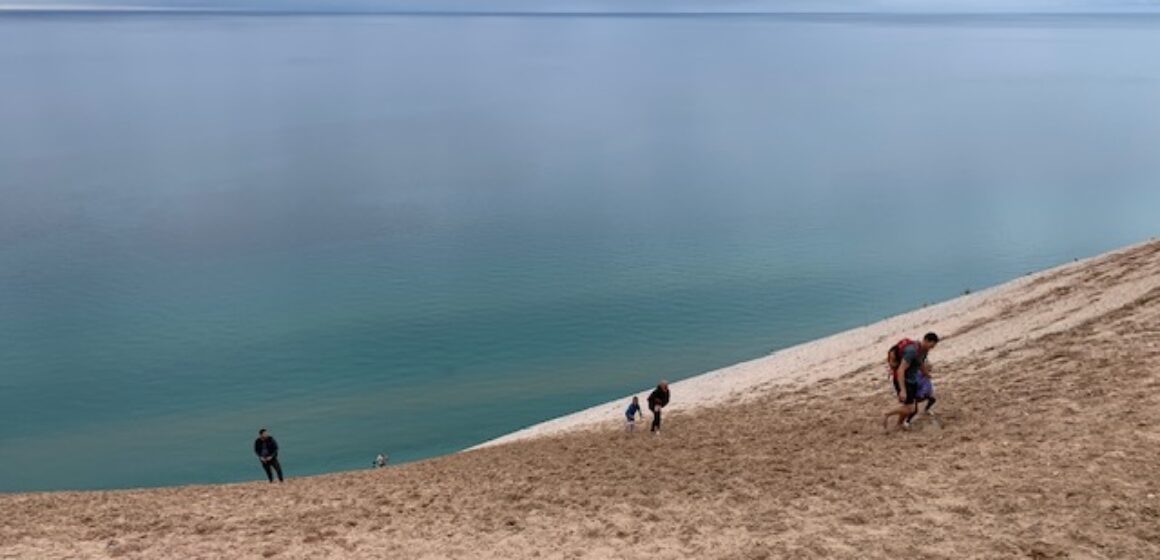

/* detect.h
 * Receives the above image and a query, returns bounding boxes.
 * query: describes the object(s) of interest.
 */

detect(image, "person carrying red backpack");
[882,332,939,431]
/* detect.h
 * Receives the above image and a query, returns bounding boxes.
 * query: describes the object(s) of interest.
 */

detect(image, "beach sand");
[2,240,1159,559]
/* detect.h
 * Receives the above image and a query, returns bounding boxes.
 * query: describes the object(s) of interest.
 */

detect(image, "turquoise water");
[1,12,1158,492]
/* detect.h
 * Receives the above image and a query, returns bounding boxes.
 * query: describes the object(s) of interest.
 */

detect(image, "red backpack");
[885,338,916,376]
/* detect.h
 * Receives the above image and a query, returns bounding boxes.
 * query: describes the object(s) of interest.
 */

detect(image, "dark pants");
[651,406,662,432]
[261,457,284,482]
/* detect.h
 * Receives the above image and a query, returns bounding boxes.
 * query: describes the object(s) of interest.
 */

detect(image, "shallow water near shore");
[1,11,1159,492]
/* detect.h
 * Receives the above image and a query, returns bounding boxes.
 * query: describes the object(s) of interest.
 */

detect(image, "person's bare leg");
[883,403,916,431]
[905,407,916,426]
[901,403,918,427]
[883,409,900,431]
[923,397,941,427]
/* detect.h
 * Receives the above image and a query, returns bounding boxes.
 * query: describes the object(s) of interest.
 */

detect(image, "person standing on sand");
[254,428,284,483]
[625,396,643,432]
[647,381,670,434]
[883,332,939,431]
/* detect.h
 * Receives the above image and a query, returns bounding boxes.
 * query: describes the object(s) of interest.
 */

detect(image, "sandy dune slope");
[2,240,1158,559]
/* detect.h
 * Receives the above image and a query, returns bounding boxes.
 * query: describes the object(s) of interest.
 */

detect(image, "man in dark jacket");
[254,428,284,483]
[647,380,670,434]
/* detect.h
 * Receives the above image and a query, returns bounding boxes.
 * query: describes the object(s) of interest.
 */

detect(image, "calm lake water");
[1,12,1158,492]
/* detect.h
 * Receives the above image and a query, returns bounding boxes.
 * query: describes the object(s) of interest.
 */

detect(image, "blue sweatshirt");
[626,402,641,418]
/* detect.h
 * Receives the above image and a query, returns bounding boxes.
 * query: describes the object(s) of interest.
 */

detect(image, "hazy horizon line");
[3,5,1160,16]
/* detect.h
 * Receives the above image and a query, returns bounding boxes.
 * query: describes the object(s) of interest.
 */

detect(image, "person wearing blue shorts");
[906,367,940,427]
